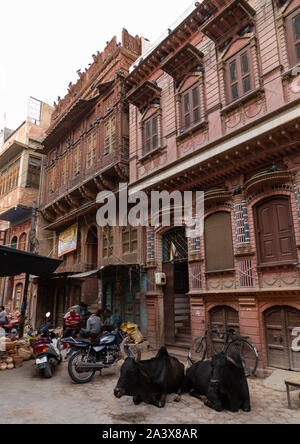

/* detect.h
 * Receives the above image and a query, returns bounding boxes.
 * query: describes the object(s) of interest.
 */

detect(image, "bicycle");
[188,326,259,377]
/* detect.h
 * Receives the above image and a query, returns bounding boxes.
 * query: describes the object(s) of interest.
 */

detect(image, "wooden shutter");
[86,132,96,169]
[205,212,234,271]
[181,85,200,130]
[143,114,158,155]
[104,115,116,156]
[226,46,253,102]
[286,9,300,67]
[255,197,297,265]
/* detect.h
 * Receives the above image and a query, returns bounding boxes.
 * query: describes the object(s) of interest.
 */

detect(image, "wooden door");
[255,197,297,266]
[210,306,240,355]
[265,307,300,371]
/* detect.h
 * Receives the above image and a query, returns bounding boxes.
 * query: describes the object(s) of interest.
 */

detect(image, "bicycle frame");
[203,327,236,356]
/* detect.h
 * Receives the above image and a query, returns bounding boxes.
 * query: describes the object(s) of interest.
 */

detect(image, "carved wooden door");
[265,307,300,371]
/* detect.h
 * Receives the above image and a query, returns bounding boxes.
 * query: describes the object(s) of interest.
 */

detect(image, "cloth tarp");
[0,245,62,277]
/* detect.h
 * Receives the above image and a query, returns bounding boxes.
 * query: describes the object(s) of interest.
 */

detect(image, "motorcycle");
[32,313,62,379]
[2,317,21,336]
[61,329,135,384]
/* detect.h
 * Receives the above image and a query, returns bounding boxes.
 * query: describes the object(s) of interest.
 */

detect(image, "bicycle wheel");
[188,337,206,365]
[226,338,258,377]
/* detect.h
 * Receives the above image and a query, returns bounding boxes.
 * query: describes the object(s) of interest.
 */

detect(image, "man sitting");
[79,312,103,340]
[63,308,81,338]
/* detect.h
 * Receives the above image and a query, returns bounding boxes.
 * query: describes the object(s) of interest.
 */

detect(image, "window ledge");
[205,268,236,275]
[137,145,166,164]
[221,87,264,115]
[282,65,300,79]
[176,120,208,141]
[257,262,298,270]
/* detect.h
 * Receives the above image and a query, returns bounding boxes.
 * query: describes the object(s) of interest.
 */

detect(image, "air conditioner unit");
[155,273,167,286]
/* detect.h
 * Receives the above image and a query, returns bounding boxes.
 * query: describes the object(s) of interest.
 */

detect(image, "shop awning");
[69,270,99,279]
[0,246,62,277]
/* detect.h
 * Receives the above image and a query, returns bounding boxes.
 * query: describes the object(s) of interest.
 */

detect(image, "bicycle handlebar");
[209,327,236,335]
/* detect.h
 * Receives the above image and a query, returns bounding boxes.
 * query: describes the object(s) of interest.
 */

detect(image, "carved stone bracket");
[41,209,56,222]
[114,164,129,182]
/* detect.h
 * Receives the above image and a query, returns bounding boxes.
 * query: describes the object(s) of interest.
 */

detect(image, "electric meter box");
[155,273,167,286]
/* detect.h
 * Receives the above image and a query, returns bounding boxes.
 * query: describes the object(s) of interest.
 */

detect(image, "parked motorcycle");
[61,329,135,384]
[2,317,21,336]
[32,313,62,379]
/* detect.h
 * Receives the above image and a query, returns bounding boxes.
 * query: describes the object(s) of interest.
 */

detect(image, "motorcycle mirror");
[46,312,51,318]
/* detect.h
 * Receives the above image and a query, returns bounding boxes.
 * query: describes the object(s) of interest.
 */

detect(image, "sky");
[0,0,194,131]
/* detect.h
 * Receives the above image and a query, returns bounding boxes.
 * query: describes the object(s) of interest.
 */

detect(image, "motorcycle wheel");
[43,363,52,379]
[68,351,96,384]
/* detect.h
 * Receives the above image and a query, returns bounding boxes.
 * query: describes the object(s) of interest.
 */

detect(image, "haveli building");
[37,30,148,331]
[0,98,53,316]
[125,0,300,372]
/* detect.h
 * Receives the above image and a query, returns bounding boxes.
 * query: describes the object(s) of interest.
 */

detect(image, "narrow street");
[1,356,300,425]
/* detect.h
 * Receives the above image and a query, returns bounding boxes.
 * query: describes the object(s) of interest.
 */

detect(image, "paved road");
[1,355,300,424]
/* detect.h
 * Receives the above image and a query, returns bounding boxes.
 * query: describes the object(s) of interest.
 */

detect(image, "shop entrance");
[162,227,190,346]
[102,265,141,328]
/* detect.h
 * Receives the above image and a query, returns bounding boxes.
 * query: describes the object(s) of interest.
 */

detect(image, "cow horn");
[226,355,239,368]
[120,337,131,360]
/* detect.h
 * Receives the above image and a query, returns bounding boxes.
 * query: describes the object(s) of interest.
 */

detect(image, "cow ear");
[139,368,151,384]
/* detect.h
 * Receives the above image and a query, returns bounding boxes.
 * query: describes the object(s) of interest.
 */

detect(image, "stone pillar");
[238,297,262,369]
[190,297,205,341]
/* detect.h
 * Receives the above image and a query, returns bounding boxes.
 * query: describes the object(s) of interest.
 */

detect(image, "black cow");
[179,352,251,413]
[114,346,185,408]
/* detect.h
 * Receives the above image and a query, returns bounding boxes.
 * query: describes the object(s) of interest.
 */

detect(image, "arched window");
[11,236,18,249]
[19,233,27,251]
[254,196,297,266]
[205,212,234,272]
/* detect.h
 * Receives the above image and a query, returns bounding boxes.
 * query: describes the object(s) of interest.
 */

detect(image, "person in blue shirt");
[103,308,121,331]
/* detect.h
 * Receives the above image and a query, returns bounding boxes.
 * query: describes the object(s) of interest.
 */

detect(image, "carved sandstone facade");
[37,30,144,327]
[127,0,300,372]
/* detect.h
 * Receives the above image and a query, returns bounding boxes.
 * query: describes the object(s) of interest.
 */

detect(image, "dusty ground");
[1,354,300,425]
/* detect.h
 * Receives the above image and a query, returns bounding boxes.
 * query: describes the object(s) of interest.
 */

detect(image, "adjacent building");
[0,98,53,317]
[37,30,147,330]
[126,0,300,372]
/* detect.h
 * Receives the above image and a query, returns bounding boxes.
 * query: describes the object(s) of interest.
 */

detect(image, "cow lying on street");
[114,341,185,408]
[178,352,251,413]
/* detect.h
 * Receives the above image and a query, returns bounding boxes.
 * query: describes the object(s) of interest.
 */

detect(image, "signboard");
[58,223,78,257]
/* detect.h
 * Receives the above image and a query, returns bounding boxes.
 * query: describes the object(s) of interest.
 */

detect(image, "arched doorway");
[264,306,300,371]
[209,306,240,355]
[162,227,190,346]
[86,226,98,270]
